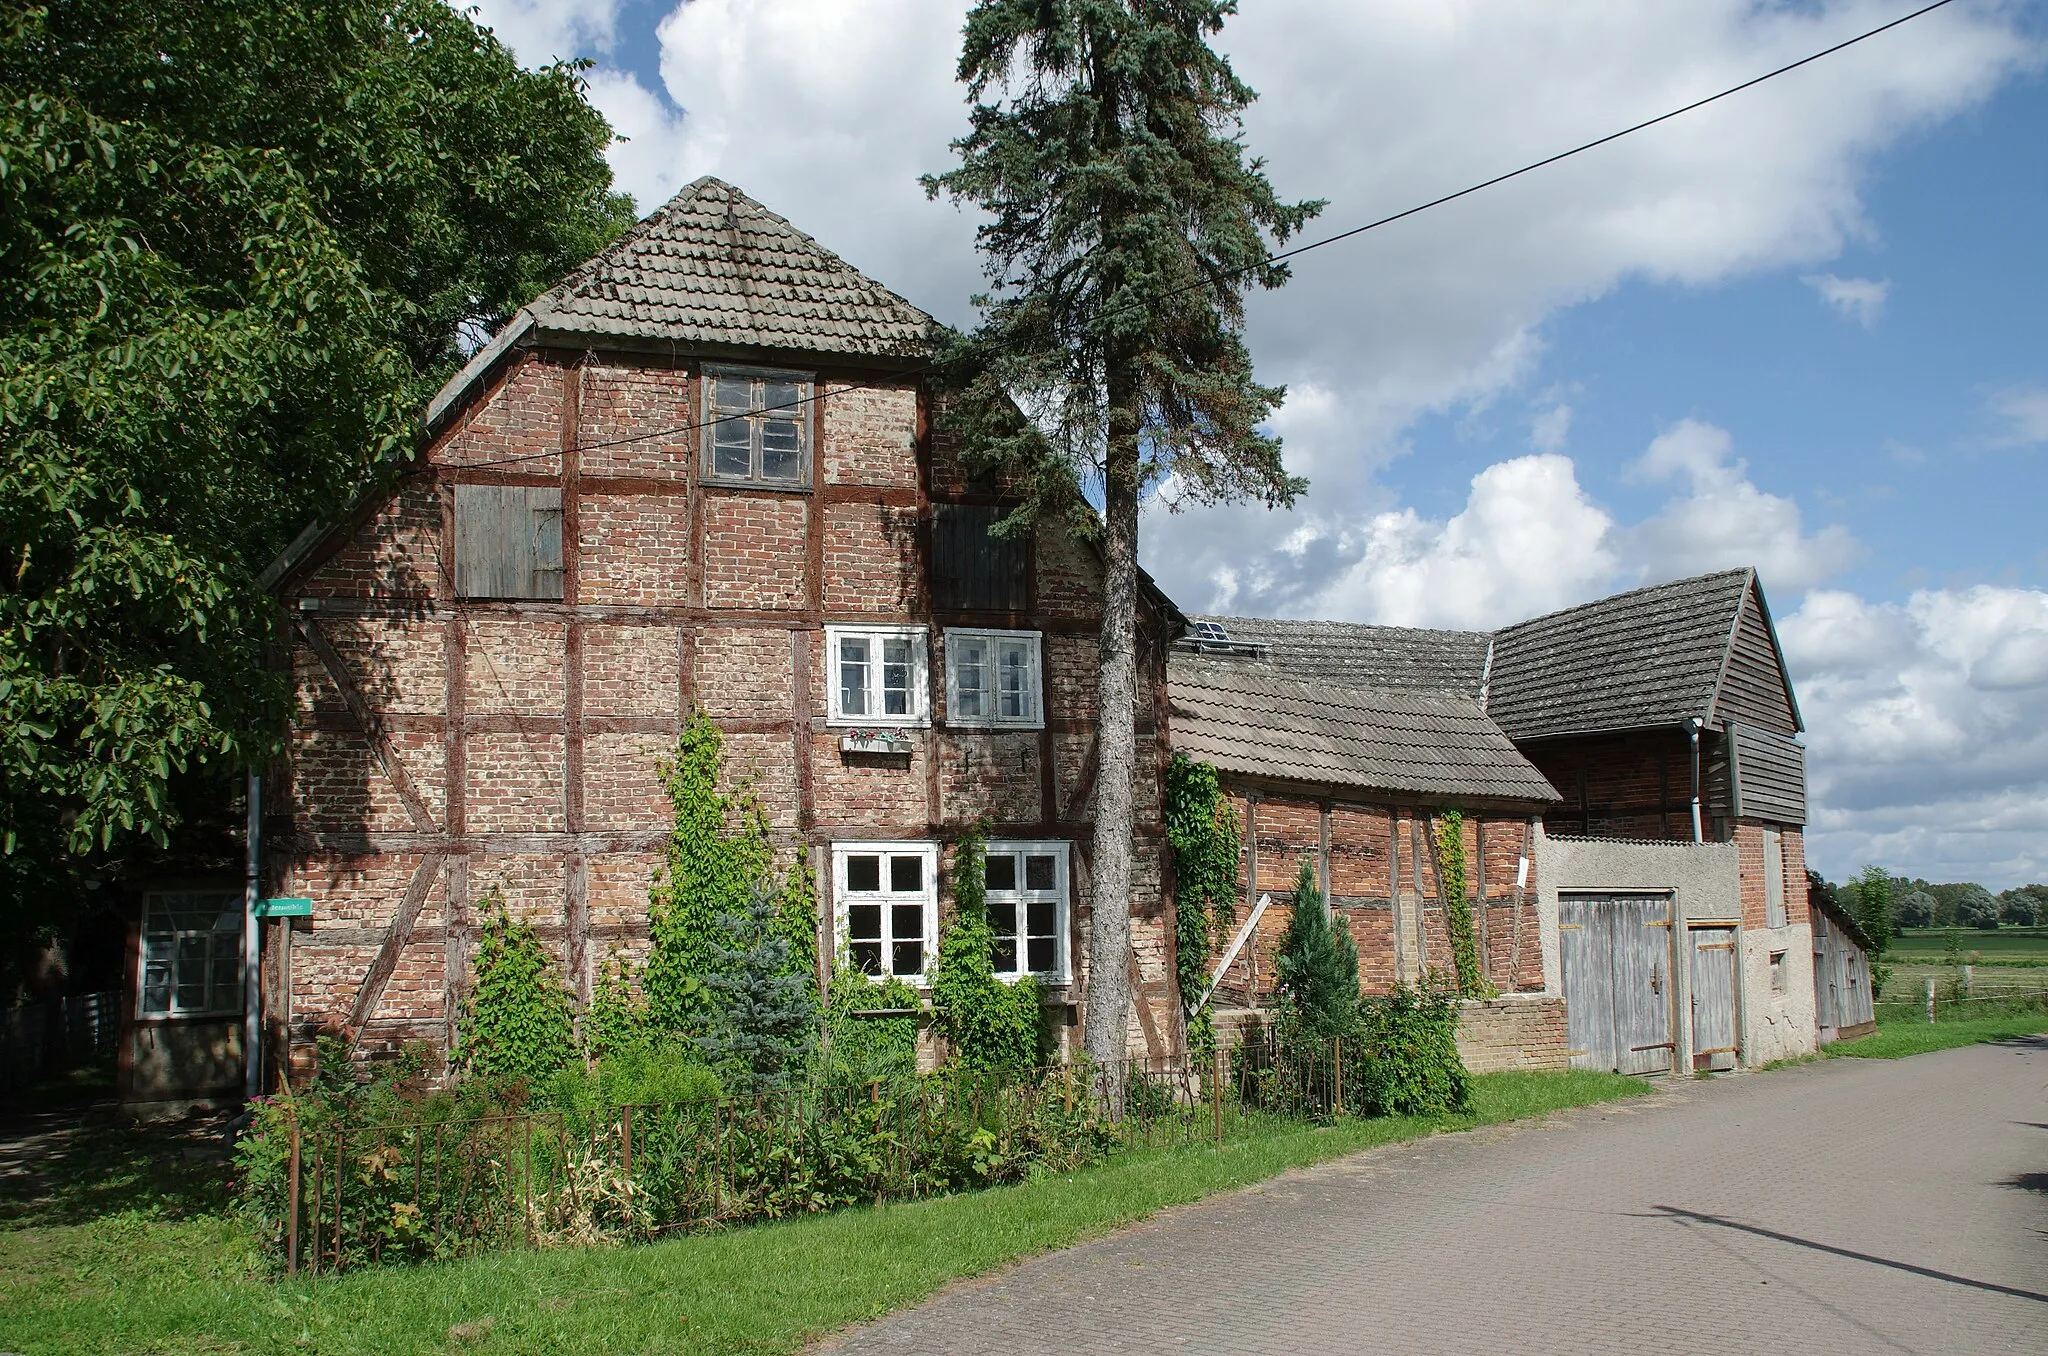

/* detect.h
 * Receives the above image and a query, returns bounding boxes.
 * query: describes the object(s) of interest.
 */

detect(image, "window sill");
[699,475,812,494]
[943,719,1046,733]
[132,1011,244,1025]
[825,717,930,731]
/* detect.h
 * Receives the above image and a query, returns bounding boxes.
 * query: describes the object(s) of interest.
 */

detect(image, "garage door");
[1560,893,1674,1075]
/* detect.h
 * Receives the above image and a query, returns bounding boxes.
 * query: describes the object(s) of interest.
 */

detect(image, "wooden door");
[1561,894,1674,1074]
[1689,926,1738,1071]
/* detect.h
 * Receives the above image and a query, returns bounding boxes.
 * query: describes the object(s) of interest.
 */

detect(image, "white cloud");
[462,0,623,63]
[1802,272,1890,326]
[1529,401,1573,454]
[1621,419,1861,593]
[1782,585,2048,885]
[1986,384,2048,448]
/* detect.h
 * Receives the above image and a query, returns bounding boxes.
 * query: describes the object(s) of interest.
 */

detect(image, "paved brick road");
[827,1038,2047,1354]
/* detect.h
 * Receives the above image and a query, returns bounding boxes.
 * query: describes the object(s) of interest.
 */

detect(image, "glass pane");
[891,940,924,976]
[994,937,1019,972]
[988,899,1017,938]
[848,903,881,941]
[952,638,987,718]
[851,941,883,974]
[1025,855,1056,890]
[1027,937,1057,973]
[142,960,171,1015]
[985,853,1016,892]
[1027,900,1057,937]
[839,637,869,716]
[712,421,752,478]
[176,977,208,1012]
[711,376,754,413]
[890,855,922,893]
[891,903,924,943]
[212,967,242,1015]
[999,642,1029,720]
[761,380,801,413]
[846,855,881,892]
[761,418,803,481]
[881,637,911,717]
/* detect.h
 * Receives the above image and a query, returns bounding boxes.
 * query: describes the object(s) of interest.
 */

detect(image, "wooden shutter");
[455,484,564,600]
[932,504,1027,611]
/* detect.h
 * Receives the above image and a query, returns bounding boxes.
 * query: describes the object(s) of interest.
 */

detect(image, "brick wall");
[823,384,918,487]
[1454,995,1567,1073]
[1523,729,1695,841]
[578,360,691,479]
[702,494,807,609]
[579,493,692,605]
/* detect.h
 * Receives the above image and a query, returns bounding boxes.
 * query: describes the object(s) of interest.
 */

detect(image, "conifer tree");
[926,0,1320,1072]
[1275,862,1358,1042]
[696,885,818,1093]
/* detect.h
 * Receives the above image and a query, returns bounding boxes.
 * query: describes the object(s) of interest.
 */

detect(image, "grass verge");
[0,1070,1643,1355]
[1825,1011,2048,1060]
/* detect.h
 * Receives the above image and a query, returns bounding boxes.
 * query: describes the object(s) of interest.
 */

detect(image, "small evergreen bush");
[697,884,819,1093]
[1274,862,1358,1042]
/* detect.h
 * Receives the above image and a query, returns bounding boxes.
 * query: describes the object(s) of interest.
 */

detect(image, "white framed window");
[834,842,938,983]
[702,366,812,487]
[944,628,1043,729]
[827,625,929,727]
[137,890,244,1018]
[983,841,1069,981]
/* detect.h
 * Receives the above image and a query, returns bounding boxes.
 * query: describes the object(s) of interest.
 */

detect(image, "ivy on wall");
[825,963,922,1084]
[458,890,575,1083]
[1432,809,1491,998]
[1164,754,1242,1061]
[930,821,1043,1073]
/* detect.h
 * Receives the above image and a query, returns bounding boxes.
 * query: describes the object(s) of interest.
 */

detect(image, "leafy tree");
[924,0,1319,1072]
[459,892,574,1084]
[0,1,631,938]
[1894,889,1936,929]
[1844,864,1894,955]
[1952,884,1999,931]
[1997,885,2045,927]
[930,824,1042,1074]
[1274,862,1358,1043]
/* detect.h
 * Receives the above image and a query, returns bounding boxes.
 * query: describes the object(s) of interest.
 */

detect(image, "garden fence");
[270,1035,1359,1277]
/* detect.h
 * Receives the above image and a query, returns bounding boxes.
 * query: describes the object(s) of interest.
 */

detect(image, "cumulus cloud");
[1802,272,1890,326]
[463,0,624,63]
[1782,586,2048,885]
[1621,420,1861,593]
[1985,384,2048,448]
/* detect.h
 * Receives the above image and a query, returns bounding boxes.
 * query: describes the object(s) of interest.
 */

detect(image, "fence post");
[1333,1037,1343,1118]
[1925,976,1936,1023]
[523,1119,534,1247]
[622,1105,633,1184]
[1963,963,1974,998]
[1211,1048,1223,1146]
[286,1119,301,1278]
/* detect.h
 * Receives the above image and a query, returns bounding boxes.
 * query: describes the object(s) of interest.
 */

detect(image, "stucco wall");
[1742,924,1818,1064]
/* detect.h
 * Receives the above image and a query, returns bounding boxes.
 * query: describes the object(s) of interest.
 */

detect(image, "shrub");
[931,824,1044,1074]
[458,892,575,1084]
[1274,862,1358,1042]
[826,963,923,1086]
[697,884,819,1093]
[1354,981,1469,1116]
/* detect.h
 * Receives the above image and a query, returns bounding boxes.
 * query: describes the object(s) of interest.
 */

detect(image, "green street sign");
[256,897,312,919]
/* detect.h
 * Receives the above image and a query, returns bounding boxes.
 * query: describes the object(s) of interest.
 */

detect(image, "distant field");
[1886,926,2048,967]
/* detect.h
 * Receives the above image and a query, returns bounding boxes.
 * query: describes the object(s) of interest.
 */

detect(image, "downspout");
[243,770,262,1101]
[1688,717,1704,844]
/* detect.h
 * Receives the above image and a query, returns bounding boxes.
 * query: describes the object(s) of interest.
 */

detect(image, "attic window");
[703,366,811,487]
[454,484,563,600]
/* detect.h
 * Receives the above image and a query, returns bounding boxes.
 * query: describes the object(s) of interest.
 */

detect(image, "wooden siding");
[453,484,563,600]
[1713,591,1798,735]
[1728,722,1806,826]
[1813,909,1875,1038]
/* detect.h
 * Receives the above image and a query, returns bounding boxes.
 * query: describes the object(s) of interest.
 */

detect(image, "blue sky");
[468,1,2048,886]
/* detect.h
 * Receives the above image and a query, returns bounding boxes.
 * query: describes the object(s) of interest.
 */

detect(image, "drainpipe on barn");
[243,770,262,1101]
[1688,717,1705,844]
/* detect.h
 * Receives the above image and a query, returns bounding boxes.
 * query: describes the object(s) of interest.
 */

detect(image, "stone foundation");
[1454,994,1567,1073]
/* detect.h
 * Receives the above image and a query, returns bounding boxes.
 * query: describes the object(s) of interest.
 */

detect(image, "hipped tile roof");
[1167,655,1559,805]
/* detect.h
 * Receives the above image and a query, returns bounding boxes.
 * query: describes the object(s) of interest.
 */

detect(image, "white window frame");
[826,624,930,727]
[982,840,1070,982]
[833,841,940,984]
[701,364,814,488]
[943,628,1044,730]
[136,890,245,1019]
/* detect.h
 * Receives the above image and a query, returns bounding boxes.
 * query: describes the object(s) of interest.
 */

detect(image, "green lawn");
[1887,926,2048,967]
[1826,1008,2048,1060]
[0,1071,1643,1356]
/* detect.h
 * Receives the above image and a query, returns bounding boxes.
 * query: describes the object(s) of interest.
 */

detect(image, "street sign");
[256,896,312,918]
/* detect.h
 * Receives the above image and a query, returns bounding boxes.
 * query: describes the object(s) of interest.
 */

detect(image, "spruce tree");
[925,0,1320,1073]
[1275,862,1358,1042]
[696,884,818,1094]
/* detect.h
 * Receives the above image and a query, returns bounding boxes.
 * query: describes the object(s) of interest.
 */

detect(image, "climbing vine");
[642,710,818,1043]
[1432,809,1491,998]
[458,890,575,1083]
[825,963,923,1084]
[931,821,1042,1073]
[1165,754,1242,1062]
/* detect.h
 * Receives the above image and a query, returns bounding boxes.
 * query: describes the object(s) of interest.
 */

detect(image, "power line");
[450,0,1960,471]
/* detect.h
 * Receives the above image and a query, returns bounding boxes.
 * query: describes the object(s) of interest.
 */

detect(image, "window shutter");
[933,505,1028,611]
[455,484,563,600]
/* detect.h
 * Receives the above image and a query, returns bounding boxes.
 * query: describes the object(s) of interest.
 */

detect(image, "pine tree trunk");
[1084,381,1142,1094]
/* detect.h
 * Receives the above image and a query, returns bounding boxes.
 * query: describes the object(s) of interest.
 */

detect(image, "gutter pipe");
[244,771,262,1100]
[1688,717,1704,844]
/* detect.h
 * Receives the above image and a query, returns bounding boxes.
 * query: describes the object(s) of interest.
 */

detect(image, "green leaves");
[932,821,1044,1074]
[458,891,576,1085]
[1432,810,1491,999]
[1165,753,1239,1059]
[0,0,630,909]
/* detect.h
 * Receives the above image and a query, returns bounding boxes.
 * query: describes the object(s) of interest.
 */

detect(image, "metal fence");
[270,1037,1358,1277]
[0,991,120,1095]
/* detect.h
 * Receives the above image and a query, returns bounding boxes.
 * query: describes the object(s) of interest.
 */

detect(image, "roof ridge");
[1496,567,1752,637]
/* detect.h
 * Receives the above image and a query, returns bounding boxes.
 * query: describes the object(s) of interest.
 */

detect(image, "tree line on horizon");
[1811,870,2045,934]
